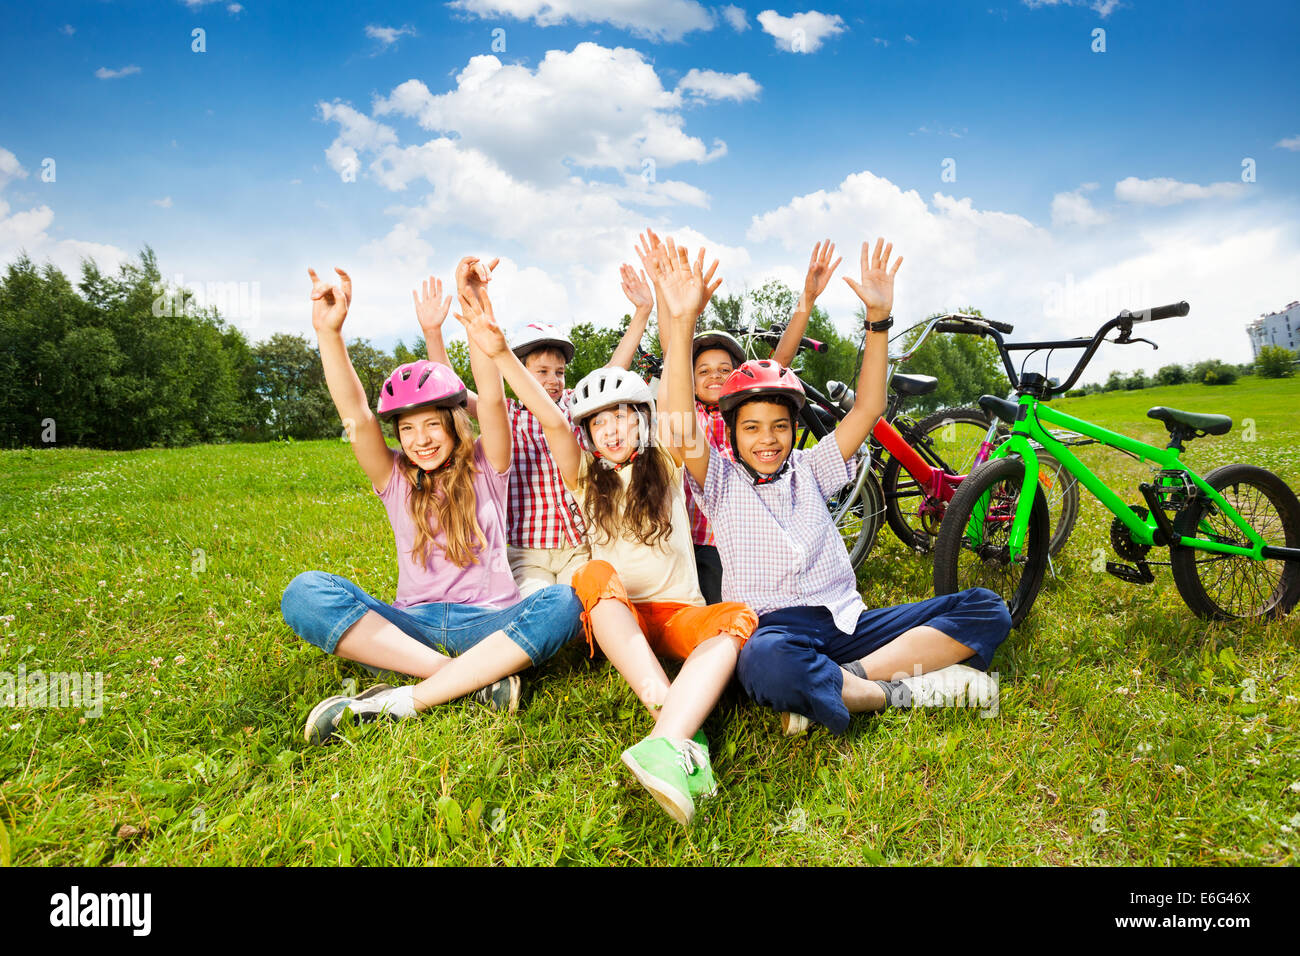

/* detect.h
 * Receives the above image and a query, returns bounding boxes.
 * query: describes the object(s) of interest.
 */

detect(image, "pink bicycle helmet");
[377,361,467,422]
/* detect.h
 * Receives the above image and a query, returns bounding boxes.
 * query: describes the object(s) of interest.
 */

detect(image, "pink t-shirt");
[373,439,520,610]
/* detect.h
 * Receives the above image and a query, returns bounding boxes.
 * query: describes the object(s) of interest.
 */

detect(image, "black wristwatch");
[867,313,894,333]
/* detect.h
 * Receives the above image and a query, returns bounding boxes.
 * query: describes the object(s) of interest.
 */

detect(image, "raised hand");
[452,287,509,359]
[619,263,654,311]
[455,256,500,296]
[413,275,453,333]
[843,238,903,319]
[802,239,842,302]
[653,237,708,325]
[308,267,351,334]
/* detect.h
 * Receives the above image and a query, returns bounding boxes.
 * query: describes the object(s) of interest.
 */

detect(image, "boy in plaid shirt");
[653,235,1011,737]
[415,258,653,596]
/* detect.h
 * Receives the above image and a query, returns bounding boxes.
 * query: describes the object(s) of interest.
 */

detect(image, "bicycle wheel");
[829,464,884,570]
[882,407,996,553]
[932,455,1050,627]
[1169,463,1300,620]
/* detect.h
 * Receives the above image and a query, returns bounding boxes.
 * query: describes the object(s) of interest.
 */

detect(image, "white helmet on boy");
[570,367,654,455]
[512,323,575,363]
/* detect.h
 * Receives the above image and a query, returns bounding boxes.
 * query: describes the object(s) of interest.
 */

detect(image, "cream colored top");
[570,446,705,607]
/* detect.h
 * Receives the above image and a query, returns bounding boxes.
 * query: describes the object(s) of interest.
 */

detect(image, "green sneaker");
[621,737,696,826]
[687,731,719,800]
[473,674,522,714]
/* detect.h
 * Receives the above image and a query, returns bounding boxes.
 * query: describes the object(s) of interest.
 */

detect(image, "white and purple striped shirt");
[686,439,866,633]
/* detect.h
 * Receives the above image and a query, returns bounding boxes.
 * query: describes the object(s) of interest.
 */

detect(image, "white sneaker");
[899,664,998,711]
[780,712,812,736]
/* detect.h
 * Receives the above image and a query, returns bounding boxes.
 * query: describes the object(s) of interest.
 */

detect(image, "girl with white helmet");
[453,279,758,829]
[415,258,653,599]
[283,267,582,745]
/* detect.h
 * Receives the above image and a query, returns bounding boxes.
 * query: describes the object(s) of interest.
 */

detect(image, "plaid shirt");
[685,401,732,546]
[505,389,587,550]
[686,438,866,633]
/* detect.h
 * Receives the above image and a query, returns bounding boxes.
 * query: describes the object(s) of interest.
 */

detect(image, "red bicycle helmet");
[718,360,806,414]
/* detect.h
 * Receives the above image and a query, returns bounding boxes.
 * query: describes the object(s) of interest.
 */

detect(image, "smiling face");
[524,348,568,403]
[693,347,737,406]
[730,398,795,476]
[586,404,643,465]
[397,407,455,469]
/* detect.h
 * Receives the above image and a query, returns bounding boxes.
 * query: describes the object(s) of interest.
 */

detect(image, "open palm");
[843,238,902,316]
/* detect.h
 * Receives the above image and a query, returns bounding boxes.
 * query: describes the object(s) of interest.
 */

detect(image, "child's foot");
[896,664,998,710]
[474,674,522,714]
[687,730,719,799]
[621,736,710,826]
[304,692,403,745]
[780,712,812,736]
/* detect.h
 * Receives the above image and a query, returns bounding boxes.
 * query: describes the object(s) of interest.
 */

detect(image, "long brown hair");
[579,405,674,548]
[394,405,487,569]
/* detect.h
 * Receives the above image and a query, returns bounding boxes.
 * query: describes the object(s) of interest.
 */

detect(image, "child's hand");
[308,267,351,334]
[843,238,903,319]
[802,239,842,303]
[453,287,509,359]
[652,237,709,327]
[620,264,654,311]
[455,256,499,296]
[413,276,453,333]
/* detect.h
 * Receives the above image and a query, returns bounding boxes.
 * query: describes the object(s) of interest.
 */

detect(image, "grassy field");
[1,375,1298,866]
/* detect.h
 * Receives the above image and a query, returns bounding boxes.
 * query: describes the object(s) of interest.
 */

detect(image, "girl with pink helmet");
[281,266,582,745]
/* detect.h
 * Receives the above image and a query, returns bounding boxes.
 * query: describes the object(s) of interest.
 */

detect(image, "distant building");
[1247,300,1300,357]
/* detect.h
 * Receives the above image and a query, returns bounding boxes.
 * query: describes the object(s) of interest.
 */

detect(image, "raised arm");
[770,239,841,368]
[641,236,712,484]
[605,264,653,370]
[308,267,394,491]
[835,238,902,460]
[414,274,479,418]
[454,287,583,488]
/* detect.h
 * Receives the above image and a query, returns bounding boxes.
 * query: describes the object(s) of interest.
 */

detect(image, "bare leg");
[334,610,451,678]
[855,625,972,683]
[650,633,743,740]
[408,631,531,712]
[841,670,887,714]
[589,598,672,714]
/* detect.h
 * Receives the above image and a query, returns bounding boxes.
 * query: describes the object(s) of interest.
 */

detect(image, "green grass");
[1,375,1298,865]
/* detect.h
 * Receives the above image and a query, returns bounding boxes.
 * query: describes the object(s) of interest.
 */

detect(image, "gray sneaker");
[473,674,522,714]
[304,690,401,745]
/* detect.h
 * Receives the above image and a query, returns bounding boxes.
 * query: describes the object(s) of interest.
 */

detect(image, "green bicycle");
[932,302,1300,625]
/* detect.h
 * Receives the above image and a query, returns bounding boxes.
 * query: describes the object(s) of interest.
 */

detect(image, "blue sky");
[2,0,1298,381]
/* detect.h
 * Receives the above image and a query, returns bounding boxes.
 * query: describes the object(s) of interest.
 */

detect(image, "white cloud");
[721,5,749,31]
[95,65,141,79]
[227,3,243,13]
[1275,135,1300,151]
[1114,176,1246,206]
[676,68,761,102]
[904,33,917,44]
[446,0,714,42]
[365,24,416,48]
[151,197,173,208]
[1022,0,1120,17]
[1051,183,1108,227]
[0,148,27,190]
[372,45,726,186]
[756,9,846,53]
[60,24,74,36]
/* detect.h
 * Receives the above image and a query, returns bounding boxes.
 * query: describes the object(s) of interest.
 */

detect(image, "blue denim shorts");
[280,571,582,665]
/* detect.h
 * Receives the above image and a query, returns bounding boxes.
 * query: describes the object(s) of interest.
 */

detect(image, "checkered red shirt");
[685,400,733,546]
[505,389,587,549]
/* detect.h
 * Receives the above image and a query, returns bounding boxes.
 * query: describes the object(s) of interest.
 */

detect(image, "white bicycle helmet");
[570,367,655,455]
[512,323,575,363]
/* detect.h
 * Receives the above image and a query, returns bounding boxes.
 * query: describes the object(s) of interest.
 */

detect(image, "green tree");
[892,308,1005,414]
[1155,363,1187,386]
[253,334,336,439]
[1124,369,1149,390]
[1255,344,1296,379]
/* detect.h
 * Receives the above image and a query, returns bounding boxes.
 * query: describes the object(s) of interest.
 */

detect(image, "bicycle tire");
[882,406,991,553]
[932,455,1051,627]
[1168,463,1300,620]
[833,466,885,570]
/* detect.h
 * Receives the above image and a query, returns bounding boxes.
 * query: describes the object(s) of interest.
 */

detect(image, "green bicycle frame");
[972,396,1268,560]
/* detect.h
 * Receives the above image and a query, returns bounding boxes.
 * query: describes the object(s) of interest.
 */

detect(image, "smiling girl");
[453,279,757,828]
[281,267,581,745]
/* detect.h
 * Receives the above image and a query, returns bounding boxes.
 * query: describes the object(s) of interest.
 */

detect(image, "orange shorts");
[570,559,758,661]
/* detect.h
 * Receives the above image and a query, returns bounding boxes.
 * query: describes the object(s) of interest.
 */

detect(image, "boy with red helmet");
[650,235,1012,737]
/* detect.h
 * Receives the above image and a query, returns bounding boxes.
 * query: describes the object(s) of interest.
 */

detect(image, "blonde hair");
[394,405,487,569]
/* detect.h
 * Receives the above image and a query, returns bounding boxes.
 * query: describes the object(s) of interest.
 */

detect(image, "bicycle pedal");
[1105,561,1154,585]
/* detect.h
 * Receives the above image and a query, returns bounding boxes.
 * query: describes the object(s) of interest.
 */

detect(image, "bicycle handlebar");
[1121,301,1190,323]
